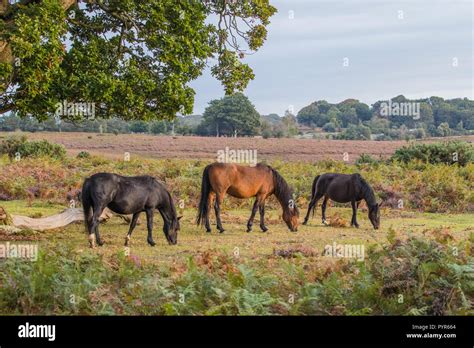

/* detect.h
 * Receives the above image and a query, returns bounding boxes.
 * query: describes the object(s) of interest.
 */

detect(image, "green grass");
[1,200,66,216]
[1,199,473,315]
[0,147,473,315]
[1,199,473,266]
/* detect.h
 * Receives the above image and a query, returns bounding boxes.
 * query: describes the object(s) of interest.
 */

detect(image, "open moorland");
[10,131,474,163]
[0,137,473,315]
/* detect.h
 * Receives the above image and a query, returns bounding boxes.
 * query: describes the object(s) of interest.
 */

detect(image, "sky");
[190,0,473,115]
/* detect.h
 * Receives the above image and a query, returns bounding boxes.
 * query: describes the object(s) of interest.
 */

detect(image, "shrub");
[0,135,28,160]
[322,122,336,132]
[355,153,382,167]
[391,141,474,166]
[18,140,66,160]
[77,151,91,159]
[0,136,66,161]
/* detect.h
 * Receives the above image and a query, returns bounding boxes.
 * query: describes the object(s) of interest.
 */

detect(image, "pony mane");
[357,175,377,207]
[153,177,178,228]
[165,190,179,228]
[269,166,298,214]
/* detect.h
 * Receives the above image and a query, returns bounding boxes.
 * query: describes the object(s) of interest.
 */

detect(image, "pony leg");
[321,196,329,225]
[350,200,359,228]
[214,193,225,233]
[259,200,268,232]
[145,209,156,246]
[205,192,215,233]
[90,203,106,247]
[247,199,259,232]
[125,212,141,246]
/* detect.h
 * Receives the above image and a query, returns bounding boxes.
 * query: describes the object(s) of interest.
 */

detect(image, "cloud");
[191,0,473,115]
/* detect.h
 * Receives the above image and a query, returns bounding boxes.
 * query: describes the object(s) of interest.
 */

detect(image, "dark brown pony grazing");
[196,163,299,233]
[303,173,380,229]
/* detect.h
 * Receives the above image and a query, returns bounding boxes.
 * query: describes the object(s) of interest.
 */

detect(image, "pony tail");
[196,165,211,226]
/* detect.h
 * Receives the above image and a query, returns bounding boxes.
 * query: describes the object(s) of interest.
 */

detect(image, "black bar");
[0,316,472,346]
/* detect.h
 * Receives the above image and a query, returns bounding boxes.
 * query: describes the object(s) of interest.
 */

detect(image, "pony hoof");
[261,227,268,232]
[302,220,308,225]
[147,240,156,247]
[322,220,329,226]
[218,229,225,234]
[206,229,211,233]
[247,228,252,233]
[97,240,104,246]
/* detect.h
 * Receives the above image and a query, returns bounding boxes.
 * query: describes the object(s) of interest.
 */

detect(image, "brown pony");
[196,163,299,233]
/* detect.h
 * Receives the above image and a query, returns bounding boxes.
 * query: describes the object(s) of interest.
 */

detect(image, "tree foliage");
[0,0,277,120]
[298,96,474,138]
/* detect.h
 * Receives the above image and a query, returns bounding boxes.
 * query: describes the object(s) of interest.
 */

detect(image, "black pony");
[82,173,181,248]
[303,173,380,229]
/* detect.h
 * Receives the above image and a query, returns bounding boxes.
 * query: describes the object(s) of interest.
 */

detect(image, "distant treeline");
[296,95,473,140]
[0,95,472,140]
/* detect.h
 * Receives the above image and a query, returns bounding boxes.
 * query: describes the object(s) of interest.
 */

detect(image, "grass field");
[0,135,473,315]
[1,198,473,315]
[1,200,473,266]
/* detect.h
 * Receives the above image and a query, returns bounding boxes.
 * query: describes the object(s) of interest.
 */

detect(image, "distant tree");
[326,107,341,128]
[337,107,358,128]
[129,120,149,133]
[150,120,169,135]
[355,103,372,121]
[456,121,465,132]
[263,113,282,124]
[282,110,298,136]
[200,93,260,137]
[261,120,273,139]
[297,101,329,127]
[437,122,451,137]
[322,122,336,132]
[414,128,426,139]
[0,113,21,131]
[336,124,371,140]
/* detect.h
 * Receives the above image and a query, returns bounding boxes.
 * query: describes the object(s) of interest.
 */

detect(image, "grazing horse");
[303,173,380,229]
[82,173,181,248]
[196,163,299,233]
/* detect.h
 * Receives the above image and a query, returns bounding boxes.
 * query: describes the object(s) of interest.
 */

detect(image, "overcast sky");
[190,0,473,115]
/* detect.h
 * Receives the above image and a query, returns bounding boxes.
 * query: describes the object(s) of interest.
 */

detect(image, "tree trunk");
[1,207,133,231]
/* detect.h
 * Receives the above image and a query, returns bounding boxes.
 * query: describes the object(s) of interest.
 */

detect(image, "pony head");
[368,203,380,230]
[283,204,299,232]
[164,215,181,245]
